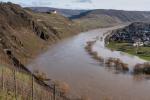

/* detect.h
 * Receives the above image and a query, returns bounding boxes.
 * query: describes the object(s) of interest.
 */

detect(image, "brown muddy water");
[28,26,150,100]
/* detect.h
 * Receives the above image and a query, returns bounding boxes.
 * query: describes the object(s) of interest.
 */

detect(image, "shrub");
[134,63,150,74]
[134,64,143,74]
[53,80,70,96]
[121,63,129,71]
[34,70,50,81]
[105,58,129,72]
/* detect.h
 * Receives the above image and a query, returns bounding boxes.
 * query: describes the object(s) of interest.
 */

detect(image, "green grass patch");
[0,65,31,83]
[0,89,23,100]
[107,42,150,61]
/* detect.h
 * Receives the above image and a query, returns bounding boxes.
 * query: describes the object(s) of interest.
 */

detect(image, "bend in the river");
[27,25,150,100]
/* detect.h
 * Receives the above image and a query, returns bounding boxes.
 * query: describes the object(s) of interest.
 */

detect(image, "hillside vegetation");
[0,2,81,66]
[0,2,81,100]
[29,7,150,30]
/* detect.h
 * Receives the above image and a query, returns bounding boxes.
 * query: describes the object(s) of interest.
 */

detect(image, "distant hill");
[27,7,87,17]
[71,9,150,30]
[29,7,150,30]
[71,9,150,21]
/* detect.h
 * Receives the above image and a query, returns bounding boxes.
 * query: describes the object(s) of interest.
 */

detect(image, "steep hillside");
[71,9,150,30]
[0,2,80,66]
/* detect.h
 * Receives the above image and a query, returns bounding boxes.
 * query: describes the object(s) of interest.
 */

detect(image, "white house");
[133,42,144,47]
[51,10,57,14]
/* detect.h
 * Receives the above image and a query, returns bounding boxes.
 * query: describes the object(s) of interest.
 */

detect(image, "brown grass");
[52,80,70,96]
[34,70,50,81]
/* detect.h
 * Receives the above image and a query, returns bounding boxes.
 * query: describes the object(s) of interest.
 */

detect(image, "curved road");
[28,26,150,100]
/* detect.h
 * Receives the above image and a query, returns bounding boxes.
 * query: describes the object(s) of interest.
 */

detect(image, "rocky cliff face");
[0,2,81,66]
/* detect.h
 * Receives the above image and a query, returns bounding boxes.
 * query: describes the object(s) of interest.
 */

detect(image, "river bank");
[106,42,150,61]
[104,22,150,61]
[91,31,147,70]
[27,25,150,100]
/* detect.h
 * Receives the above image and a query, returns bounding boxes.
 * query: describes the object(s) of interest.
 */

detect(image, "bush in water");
[105,58,129,72]
[134,62,150,74]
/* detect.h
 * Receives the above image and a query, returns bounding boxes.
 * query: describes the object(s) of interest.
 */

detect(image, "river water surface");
[28,26,150,100]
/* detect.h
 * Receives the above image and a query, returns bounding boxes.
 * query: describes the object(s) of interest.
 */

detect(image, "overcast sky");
[1,0,150,11]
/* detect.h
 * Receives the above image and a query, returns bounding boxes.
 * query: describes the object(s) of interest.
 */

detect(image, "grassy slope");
[0,90,22,100]
[0,65,28,100]
[0,3,81,66]
[0,3,82,99]
[29,11,80,38]
[0,3,81,99]
[0,64,54,100]
[107,42,150,61]
[74,14,121,31]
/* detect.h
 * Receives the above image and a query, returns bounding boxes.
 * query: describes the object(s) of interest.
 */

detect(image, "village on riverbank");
[106,22,150,61]
[84,23,150,76]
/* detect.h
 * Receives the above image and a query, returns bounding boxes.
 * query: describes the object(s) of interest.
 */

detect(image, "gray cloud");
[31,1,52,7]
[1,0,150,11]
[76,0,92,3]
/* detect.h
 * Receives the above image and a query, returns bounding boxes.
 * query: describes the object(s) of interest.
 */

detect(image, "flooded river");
[28,26,150,100]
[92,31,146,71]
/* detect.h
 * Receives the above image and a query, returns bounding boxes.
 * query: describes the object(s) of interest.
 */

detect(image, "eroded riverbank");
[28,26,150,100]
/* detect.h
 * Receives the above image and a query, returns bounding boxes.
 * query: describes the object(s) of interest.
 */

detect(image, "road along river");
[28,26,150,100]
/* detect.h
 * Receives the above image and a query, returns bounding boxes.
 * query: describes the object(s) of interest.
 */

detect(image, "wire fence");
[0,56,70,100]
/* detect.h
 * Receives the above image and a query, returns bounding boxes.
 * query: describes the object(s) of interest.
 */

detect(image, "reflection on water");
[28,26,150,100]
[133,74,150,81]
